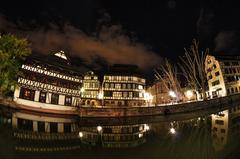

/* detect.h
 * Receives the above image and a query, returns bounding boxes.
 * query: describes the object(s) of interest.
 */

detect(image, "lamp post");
[98,90,104,107]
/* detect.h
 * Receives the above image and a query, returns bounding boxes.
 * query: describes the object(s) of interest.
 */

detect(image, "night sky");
[0,0,240,70]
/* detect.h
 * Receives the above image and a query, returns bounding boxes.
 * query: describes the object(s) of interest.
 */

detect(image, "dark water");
[1,104,240,159]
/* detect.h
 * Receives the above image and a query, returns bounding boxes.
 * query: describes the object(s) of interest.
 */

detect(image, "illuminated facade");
[102,64,146,106]
[13,51,83,114]
[205,55,240,98]
[80,71,101,106]
[147,80,171,105]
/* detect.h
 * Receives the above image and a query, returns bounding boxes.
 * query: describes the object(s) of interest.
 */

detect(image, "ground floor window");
[38,121,45,132]
[50,122,58,133]
[65,96,72,106]
[51,93,59,105]
[39,91,47,103]
[20,88,35,101]
[17,118,33,131]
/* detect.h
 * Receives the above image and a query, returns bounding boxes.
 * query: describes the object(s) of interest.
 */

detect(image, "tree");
[179,39,209,100]
[0,34,31,96]
[154,59,183,101]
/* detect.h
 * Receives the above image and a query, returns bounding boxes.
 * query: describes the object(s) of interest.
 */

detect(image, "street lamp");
[186,90,193,101]
[79,131,83,138]
[169,90,176,104]
[144,92,153,106]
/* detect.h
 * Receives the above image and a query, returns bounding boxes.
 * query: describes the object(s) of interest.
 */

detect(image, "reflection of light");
[170,128,176,134]
[169,91,176,98]
[144,124,150,131]
[97,126,102,132]
[186,90,193,99]
[79,132,83,138]
[138,133,143,138]
[98,92,103,99]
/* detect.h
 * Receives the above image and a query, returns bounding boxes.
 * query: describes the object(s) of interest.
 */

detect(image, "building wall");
[102,75,146,106]
[205,55,240,98]
[147,80,171,105]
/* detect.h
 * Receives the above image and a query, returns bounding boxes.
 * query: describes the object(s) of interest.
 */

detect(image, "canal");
[0,104,240,159]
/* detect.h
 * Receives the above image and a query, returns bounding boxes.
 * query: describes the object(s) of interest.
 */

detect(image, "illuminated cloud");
[0,14,162,69]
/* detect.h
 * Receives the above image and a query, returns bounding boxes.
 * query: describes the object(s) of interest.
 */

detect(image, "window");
[65,96,72,106]
[215,120,224,125]
[20,88,35,101]
[115,84,121,89]
[138,85,143,90]
[129,92,133,98]
[104,91,112,97]
[122,84,126,89]
[105,83,109,88]
[225,68,229,74]
[215,71,220,76]
[39,91,46,103]
[224,62,230,66]
[38,121,45,132]
[127,84,131,89]
[232,62,238,66]
[113,92,122,98]
[212,80,220,86]
[51,93,59,104]
[64,123,71,133]
[110,83,114,88]
[208,75,213,80]
[221,129,226,133]
[213,64,217,69]
[123,92,128,98]
[132,84,136,89]
[50,122,58,133]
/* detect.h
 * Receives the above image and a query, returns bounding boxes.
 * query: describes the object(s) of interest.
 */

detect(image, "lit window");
[138,85,143,89]
[51,93,59,105]
[39,91,46,103]
[65,96,72,106]
[115,84,121,89]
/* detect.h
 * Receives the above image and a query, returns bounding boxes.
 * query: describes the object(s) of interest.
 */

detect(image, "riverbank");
[1,93,240,117]
[79,94,240,117]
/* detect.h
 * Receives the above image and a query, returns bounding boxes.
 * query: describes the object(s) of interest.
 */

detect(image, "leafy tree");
[0,34,31,96]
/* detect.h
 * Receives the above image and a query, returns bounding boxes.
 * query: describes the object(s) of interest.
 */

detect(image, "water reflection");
[1,105,240,159]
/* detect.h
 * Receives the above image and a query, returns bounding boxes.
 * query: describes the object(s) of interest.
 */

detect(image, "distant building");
[205,55,240,98]
[102,64,146,107]
[147,79,171,105]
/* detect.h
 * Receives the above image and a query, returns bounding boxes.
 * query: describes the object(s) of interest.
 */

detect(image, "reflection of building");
[81,71,101,106]
[211,110,229,151]
[102,64,146,106]
[79,124,149,148]
[11,111,81,152]
[205,55,240,98]
[13,51,83,114]
[211,106,240,151]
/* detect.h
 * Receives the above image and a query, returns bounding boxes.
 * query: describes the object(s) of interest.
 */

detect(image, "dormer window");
[54,50,68,60]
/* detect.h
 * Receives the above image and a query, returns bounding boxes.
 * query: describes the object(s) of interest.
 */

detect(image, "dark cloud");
[214,31,240,54]
[0,14,162,70]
